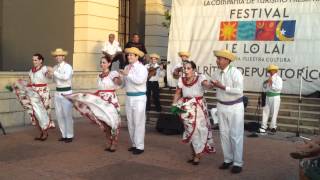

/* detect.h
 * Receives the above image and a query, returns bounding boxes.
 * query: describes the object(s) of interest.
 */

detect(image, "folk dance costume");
[51,49,74,141]
[123,47,148,154]
[13,66,54,131]
[212,50,244,171]
[176,74,215,154]
[145,53,166,112]
[259,64,283,133]
[64,71,121,145]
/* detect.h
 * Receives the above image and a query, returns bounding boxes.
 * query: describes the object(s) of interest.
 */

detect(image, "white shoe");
[258,128,267,134]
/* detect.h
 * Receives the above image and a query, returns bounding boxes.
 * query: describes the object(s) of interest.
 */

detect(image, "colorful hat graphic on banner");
[219,20,296,41]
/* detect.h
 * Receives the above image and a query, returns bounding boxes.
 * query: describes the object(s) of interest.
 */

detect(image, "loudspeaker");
[156,114,184,135]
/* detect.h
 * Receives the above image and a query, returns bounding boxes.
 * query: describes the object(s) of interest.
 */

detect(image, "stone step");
[145,112,319,134]
[159,88,320,104]
[159,91,320,104]
[156,96,320,112]
[149,103,320,120]
[244,112,320,127]
[244,106,320,119]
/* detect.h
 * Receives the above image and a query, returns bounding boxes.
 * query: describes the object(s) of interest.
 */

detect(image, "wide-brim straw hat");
[267,64,279,71]
[178,51,190,58]
[213,50,237,61]
[125,47,144,57]
[51,48,68,56]
[149,53,160,60]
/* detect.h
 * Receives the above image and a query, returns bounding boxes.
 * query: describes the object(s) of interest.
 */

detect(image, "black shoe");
[270,128,277,133]
[58,137,66,141]
[219,162,233,169]
[64,138,73,143]
[108,149,116,152]
[40,134,48,141]
[128,147,136,151]
[187,159,194,163]
[231,166,242,174]
[192,161,200,165]
[104,148,116,152]
[132,149,144,155]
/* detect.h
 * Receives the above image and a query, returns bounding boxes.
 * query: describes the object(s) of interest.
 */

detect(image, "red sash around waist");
[96,90,115,93]
[182,96,203,102]
[27,83,47,87]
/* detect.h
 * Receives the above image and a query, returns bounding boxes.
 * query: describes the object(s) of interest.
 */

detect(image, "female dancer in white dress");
[65,56,122,152]
[172,61,215,165]
[13,53,54,141]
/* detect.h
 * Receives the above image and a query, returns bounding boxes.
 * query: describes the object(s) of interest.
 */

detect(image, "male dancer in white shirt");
[47,48,74,143]
[211,50,244,174]
[119,47,148,155]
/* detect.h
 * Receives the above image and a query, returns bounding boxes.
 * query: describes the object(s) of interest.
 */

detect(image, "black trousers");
[146,81,161,112]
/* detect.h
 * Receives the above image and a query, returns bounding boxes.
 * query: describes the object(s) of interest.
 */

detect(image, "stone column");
[145,0,171,58]
[73,0,119,71]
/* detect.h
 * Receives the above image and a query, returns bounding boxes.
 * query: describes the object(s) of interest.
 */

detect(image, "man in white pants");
[211,50,244,174]
[48,48,74,143]
[259,64,283,134]
[119,47,148,155]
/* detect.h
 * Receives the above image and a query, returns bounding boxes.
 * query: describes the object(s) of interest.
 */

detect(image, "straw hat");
[149,53,160,60]
[267,64,279,71]
[178,51,190,58]
[51,48,68,56]
[213,50,237,61]
[125,47,144,57]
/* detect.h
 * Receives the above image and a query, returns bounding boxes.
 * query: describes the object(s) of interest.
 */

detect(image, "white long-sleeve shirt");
[263,73,283,93]
[53,61,73,88]
[212,65,243,102]
[145,63,166,82]
[102,40,122,55]
[124,61,148,93]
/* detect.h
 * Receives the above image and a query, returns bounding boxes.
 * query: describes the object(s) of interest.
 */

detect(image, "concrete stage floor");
[0,120,302,180]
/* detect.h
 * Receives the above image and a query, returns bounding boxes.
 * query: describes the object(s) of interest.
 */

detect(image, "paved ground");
[0,119,305,180]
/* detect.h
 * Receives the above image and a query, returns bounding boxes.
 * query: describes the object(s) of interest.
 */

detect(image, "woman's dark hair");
[184,60,197,70]
[101,55,112,63]
[33,53,44,63]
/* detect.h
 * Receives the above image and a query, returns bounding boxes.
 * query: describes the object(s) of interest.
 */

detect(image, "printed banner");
[167,0,320,94]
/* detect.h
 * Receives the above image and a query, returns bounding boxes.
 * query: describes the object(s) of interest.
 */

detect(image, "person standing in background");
[145,53,166,112]
[258,64,283,134]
